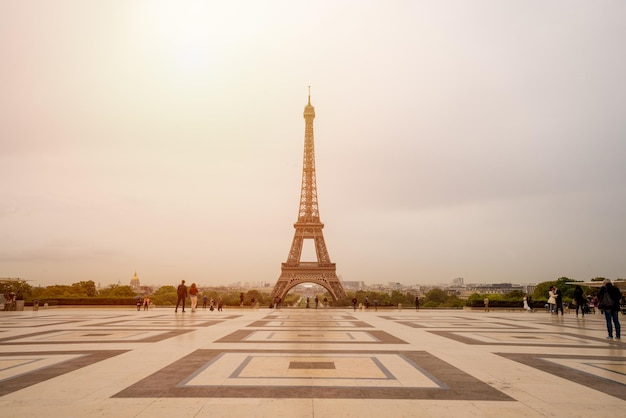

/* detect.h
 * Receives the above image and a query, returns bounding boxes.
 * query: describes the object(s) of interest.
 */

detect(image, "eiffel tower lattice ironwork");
[270,93,346,302]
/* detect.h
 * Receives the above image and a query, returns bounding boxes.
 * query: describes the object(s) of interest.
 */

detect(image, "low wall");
[463,306,530,312]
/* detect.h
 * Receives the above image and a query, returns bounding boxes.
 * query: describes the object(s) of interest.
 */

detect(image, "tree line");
[3,276,622,308]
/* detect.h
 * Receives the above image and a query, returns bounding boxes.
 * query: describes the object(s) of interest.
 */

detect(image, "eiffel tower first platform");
[270,92,347,302]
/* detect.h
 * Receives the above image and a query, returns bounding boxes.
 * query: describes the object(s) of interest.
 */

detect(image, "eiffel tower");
[270,92,347,302]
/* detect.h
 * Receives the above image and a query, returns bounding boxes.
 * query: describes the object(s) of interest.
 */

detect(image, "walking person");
[352,297,358,311]
[415,296,420,311]
[143,296,150,311]
[591,295,599,314]
[573,285,586,317]
[597,279,621,341]
[554,285,564,315]
[175,280,188,313]
[202,295,208,310]
[523,295,531,312]
[547,286,556,314]
[483,296,489,312]
[189,283,199,312]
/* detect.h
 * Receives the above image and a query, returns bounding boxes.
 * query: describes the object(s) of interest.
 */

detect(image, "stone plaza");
[0,306,624,417]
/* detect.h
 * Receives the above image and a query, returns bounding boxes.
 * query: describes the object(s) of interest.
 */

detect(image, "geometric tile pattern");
[498,353,626,401]
[215,329,408,344]
[428,330,626,348]
[113,349,512,400]
[0,329,193,344]
[0,350,127,396]
[1,308,625,416]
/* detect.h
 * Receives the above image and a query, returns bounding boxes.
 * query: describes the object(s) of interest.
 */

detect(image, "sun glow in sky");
[1,0,625,288]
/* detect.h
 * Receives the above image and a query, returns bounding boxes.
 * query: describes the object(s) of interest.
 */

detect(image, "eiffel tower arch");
[271,92,346,302]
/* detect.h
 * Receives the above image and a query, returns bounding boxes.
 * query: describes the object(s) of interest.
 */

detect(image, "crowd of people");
[136,279,625,343]
[544,281,622,341]
[173,280,225,313]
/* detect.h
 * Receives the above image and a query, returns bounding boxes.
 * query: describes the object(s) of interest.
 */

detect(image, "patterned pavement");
[0,307,624,417]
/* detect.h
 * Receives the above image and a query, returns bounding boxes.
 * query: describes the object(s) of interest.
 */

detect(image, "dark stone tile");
[0,350,128,397]
[498,353,626,401]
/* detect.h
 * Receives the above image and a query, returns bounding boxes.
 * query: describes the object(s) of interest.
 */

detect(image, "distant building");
[130,272,140,291]
[463,282,524,295]
[342,281,366,291]
[388,282,403,290]
[524,284,537,296]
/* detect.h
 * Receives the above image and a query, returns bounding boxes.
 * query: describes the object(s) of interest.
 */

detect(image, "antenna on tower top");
[308,85,311,103]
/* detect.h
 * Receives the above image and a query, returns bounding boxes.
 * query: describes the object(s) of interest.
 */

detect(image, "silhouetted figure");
[175,280,188,313]
[573,286,586,317]
[597,279,621,341]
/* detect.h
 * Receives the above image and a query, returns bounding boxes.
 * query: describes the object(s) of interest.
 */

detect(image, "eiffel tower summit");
[270,91,347,302]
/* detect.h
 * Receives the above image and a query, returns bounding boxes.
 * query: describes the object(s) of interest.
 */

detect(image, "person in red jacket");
[189,283,199,312]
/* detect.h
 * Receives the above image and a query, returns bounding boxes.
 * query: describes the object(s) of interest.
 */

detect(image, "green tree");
[506,290,525,299]
[425,288,447,305]
[0,280,32,300]
[533,277,578,301]
[467,293,485,307]
[389,290,407,306]
[71,280,97,297]
[98,285,136,298]
[36,285,73,298]
[245,290,266,305]
[150,285,177,306]
[442,294,465,308]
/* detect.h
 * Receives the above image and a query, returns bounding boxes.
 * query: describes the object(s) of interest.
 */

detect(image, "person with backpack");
[597,279,621,341]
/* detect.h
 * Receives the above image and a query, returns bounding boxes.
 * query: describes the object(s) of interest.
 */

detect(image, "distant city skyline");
[2,1,625,288]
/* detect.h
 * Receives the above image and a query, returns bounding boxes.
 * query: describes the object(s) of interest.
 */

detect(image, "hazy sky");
[2,1,625,288]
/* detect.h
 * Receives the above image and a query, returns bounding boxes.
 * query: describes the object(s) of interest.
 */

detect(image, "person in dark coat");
[573,285,586,317]
[554,286,564,315]
[175,280,188,313]
[597,279,621,340]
